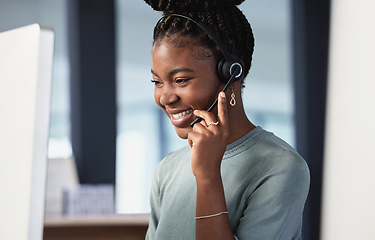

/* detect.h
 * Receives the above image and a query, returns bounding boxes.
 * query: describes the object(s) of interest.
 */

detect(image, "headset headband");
[157,13,243,79]
[158,14,235,62]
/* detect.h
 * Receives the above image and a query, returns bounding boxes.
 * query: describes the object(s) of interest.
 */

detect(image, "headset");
[157,13,244,126]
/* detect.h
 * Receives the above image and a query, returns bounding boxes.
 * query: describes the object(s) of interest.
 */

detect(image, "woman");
[144,0,310,239]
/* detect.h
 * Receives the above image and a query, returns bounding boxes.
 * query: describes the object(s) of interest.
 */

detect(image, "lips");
[171,109,193,120]
[168,108,193,127]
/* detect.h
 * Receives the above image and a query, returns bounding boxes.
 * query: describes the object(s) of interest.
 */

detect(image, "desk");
[44,214,149,240]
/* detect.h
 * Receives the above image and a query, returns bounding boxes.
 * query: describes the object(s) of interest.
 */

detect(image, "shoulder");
[260,131,309,180]
[231,127,310,187]
[252,130,310,198]
[223,127,310,193]
[226,127,309,173]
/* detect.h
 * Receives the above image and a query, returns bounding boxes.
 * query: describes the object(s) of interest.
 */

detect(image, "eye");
[175,78,192,85]
[151,79,163,86]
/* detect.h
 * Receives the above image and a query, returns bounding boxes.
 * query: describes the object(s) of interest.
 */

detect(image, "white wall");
[321,1,375,239]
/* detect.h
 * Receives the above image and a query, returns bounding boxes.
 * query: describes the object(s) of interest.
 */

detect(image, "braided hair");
[144,0,255,85]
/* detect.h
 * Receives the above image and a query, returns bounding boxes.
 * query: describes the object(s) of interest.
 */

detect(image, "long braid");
[145,0,254,83]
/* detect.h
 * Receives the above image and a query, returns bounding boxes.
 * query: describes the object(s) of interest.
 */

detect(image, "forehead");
[153,36,214,61]
[151,39,218,77]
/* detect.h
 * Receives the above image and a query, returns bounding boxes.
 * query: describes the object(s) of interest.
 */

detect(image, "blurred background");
[3,0,366,239]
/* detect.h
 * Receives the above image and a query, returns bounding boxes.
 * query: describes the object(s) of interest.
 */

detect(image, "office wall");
[321,1,375,239]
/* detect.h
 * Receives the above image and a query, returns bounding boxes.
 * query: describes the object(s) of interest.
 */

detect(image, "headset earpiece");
[217,56,244,82]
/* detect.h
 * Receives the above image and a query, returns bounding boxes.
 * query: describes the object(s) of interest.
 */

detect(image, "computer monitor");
[0,24,54,240]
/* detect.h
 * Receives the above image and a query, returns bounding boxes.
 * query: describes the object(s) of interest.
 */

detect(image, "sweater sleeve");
[235,149,310,240]
[145,165,161,240]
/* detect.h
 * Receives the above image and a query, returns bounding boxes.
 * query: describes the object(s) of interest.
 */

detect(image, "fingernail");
[220,92,226,102]
[194,110,198,114]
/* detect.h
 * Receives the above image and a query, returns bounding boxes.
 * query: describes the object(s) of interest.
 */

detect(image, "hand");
[188,92,229,181]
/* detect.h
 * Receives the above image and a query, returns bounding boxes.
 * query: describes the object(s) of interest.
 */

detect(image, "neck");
[226,98,255,144]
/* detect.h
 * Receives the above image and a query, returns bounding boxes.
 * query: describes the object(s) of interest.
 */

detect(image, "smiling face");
[151,38,224,139]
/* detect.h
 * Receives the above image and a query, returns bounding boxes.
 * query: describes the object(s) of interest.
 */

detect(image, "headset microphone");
[158,14,244,127]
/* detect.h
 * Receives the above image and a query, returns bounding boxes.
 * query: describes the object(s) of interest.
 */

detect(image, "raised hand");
[188,91,229,181]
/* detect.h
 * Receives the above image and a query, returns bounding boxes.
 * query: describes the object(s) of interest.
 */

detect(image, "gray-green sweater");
[146,126,310,240]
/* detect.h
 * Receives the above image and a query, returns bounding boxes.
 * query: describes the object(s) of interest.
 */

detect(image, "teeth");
[172,109,192,120]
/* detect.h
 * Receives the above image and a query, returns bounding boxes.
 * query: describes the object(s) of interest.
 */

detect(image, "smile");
[171,109,193,120]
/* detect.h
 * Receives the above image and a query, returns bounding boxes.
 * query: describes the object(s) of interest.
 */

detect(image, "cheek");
[186,86,219,108]
[175,88,202,108]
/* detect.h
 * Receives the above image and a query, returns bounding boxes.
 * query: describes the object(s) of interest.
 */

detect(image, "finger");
[192,120,209,134]
[217,91,229,130]
[199,118,208,128]
[188,135,194,148]
[187,130,201,149]
[193,110,217,127]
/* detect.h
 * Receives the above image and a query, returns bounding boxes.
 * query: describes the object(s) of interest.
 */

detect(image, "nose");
[159,86,179,106]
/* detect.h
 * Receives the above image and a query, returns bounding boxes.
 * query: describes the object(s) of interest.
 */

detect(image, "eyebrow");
[151,67,194,78]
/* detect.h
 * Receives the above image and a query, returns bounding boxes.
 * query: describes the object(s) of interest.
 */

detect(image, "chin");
[175,126,192,139]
